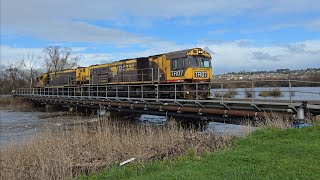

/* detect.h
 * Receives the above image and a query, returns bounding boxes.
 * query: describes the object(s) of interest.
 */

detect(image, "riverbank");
[87,123,320,179]
[0,117,235,179]
[0,96,34,111]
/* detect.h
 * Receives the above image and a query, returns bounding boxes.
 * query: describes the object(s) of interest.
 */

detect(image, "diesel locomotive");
[37,48,212,98]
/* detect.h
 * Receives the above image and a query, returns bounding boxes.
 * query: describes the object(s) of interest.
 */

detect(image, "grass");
[214,88,238,98]
[0,96,34,111]
[259,88,282,97]
[0,118,232,179]
[88,124,320,180]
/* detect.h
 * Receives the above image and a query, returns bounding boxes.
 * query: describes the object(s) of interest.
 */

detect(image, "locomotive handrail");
[90,67,155,85]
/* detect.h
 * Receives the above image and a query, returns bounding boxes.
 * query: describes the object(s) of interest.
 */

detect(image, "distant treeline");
[0,46,79,95]
[222,68,320,75]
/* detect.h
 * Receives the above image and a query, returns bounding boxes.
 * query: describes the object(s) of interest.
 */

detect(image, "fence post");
[141,85,143,100]
[96,86,98,98]
[175,84,177,100]
[251,80,255,103]
[289,79,292,106]
[106,85,108,98]
[128,85,130,99]
[156,85,159,100]
[221,83,224,102]
[116,86,118,99]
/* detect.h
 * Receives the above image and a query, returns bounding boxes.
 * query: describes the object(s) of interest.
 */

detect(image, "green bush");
[259,88,282,97]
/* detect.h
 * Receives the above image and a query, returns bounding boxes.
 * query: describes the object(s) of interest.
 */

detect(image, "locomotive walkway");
[15,80,320,120]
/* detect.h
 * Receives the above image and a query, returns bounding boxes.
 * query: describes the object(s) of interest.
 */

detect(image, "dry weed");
[242,112,291,129]
[0,96,34,111]
[0,118,232,180]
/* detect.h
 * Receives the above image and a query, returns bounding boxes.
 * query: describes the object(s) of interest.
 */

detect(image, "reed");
[0,96,34,111]
[214,88,238,98]
[0,118,232,180]
[258,88,282,97]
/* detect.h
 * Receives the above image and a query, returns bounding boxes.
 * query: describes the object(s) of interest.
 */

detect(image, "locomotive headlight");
[198,50,202,54]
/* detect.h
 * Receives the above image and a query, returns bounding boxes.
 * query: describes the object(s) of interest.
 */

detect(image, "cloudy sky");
[1,0,320,74]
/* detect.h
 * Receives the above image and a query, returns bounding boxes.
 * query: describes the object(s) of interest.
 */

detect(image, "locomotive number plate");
[194,71,207,78]
[171,70,184,77]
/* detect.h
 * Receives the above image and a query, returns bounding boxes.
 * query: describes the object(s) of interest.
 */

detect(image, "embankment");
[88,123,320,180]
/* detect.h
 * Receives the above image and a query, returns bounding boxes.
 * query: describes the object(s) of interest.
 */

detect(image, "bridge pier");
[69,106,76,112]
[45,104,60,112]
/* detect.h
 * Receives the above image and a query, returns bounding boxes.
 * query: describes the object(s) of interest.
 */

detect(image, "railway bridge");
[14,80,320,121]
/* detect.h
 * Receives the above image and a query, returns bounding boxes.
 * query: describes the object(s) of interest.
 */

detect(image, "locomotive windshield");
[188,56,211,68]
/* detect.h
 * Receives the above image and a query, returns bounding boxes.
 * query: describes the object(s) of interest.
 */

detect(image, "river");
[210,87,320,101]
[0,110,253,147]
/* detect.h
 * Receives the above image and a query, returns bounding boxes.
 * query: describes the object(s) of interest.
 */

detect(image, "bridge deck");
[14,80,320,117]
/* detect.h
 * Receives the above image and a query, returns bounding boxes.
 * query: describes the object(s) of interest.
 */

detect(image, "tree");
[0,60,28,94]
[44,46,80,73]
[23,53,41,88]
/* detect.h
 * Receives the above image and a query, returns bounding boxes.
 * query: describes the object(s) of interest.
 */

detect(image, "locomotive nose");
[193,69,209,79]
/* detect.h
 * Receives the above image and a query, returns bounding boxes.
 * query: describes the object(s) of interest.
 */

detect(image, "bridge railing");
[14,80,320,105]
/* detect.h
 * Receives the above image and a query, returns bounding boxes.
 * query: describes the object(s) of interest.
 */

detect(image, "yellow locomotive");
[37,48,212,98]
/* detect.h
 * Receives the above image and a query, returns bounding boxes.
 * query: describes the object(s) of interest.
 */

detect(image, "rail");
[15,80,320,107]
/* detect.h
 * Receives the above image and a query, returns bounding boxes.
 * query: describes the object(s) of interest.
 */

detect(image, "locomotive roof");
[165,49,194,59]
[145,48,207,59]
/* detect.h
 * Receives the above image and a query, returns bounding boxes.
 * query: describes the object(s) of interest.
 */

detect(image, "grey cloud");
[2,0,320,46]
[251,51,282,61]
[286,44,306,54]
[286,43,320,55]
[235,39,253,47]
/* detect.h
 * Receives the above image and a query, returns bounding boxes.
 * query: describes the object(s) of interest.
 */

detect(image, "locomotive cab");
[36,74,48,88]
[168,48,212,83]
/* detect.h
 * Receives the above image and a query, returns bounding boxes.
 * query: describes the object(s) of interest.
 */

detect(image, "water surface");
[0,110,254,147]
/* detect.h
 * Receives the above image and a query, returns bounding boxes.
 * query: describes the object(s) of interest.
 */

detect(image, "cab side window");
[171,58,184,70]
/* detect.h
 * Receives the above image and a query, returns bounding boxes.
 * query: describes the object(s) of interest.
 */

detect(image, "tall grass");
[0,96,34,111]
[258,88,282,97]
[214,88,238,98]
[249,113,291,129]
[0,118,231,180]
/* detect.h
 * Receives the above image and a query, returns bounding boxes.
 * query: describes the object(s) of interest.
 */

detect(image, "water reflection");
[137,114,167,125]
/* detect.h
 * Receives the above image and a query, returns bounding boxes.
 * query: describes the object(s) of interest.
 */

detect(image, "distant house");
[276,69,290,73]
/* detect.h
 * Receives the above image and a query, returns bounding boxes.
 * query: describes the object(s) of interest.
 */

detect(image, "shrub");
[269,88,282,97]
[214,89,238,98]
[258,88,282,97]
[244,89,253,98]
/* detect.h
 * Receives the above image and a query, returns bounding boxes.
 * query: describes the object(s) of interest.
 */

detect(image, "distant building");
[276,69,290,73]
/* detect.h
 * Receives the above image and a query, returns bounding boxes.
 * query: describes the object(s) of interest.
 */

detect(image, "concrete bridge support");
[45,104,60,112]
